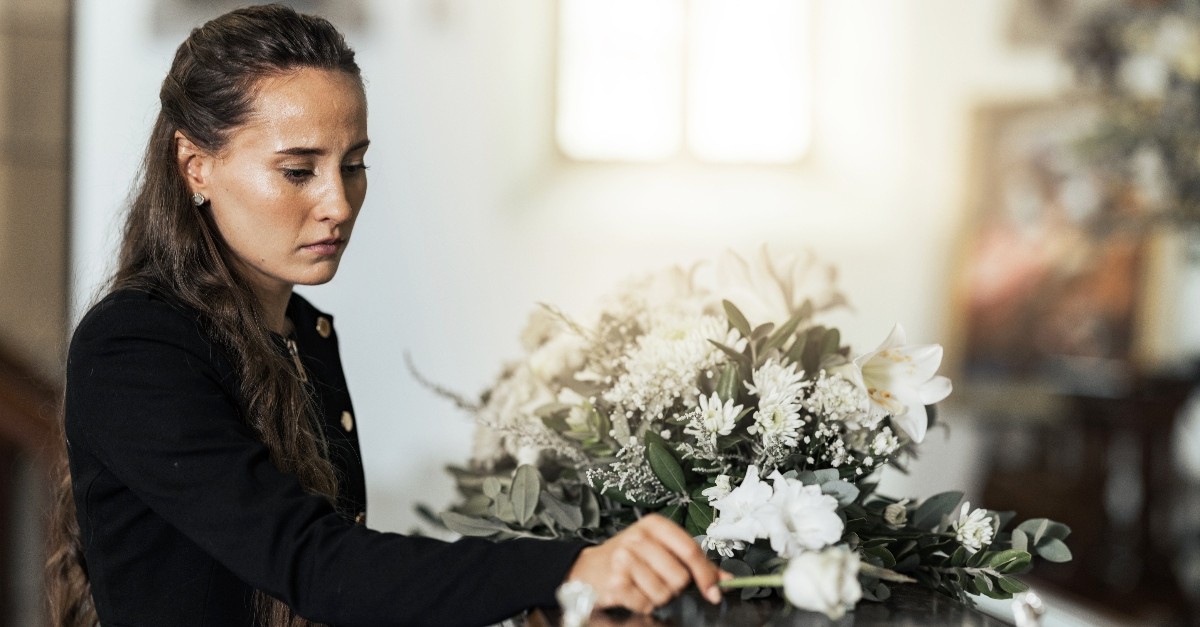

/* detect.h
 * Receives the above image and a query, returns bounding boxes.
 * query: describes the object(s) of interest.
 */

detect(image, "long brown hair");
[46,5,361,626]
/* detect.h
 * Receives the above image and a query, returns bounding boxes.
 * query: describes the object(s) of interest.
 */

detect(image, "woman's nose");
[317,177,355,223]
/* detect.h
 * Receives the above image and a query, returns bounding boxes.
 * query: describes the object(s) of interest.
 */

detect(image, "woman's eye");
[342,163,369,175]
[282,168,315,182]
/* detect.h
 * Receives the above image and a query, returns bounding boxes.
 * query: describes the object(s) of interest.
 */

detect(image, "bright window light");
[556,0,812,164]
[556,0,685,161]
[687,0,811,163]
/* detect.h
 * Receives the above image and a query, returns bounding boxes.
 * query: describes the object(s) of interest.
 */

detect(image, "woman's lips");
[302,239,344,255]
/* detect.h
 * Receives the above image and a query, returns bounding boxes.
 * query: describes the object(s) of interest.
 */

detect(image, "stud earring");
[192,192,207,207]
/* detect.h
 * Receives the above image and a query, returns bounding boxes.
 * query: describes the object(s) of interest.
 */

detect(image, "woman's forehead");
[233,68,367,152]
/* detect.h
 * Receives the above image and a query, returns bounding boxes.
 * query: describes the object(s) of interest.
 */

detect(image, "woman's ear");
[174,131,213,197]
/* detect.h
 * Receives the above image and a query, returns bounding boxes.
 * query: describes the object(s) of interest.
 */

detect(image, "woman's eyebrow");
[275,138,370,157]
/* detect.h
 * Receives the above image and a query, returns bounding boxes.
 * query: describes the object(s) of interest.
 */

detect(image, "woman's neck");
[255,284,294,335]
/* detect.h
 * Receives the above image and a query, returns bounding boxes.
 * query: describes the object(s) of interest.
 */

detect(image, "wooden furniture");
[976,373,1197,624]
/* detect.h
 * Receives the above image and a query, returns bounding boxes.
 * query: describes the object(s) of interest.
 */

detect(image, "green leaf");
[796,468,839,486]
[821,328,841,355]
[722,300,753,338]
[751,322,775,342]
[708,339,752,369]
[482,477,502,499]
[763,306,808,354]
[716,363,740,403]
[647,442,688,494]
[440,512,508,538]
[687,501,715,534]
[1017,518,1071,544]
[863,546,896,568]
[580,487,600,528]
[539,491,583,531]
[949,546,968,567]
[821,480,860,506]
[461,494,492,517]
[720,558,753,578]
[997,576,1029,594]
[986,549,1030,570]
[784,333,807,366]
[659,502,686,525]
[511,465,541,526]
[1035,538,1073,563]
[1011,528,1028,553]
[912,491,963,531]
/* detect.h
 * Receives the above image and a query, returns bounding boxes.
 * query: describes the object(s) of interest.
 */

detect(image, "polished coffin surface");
[527,584,1013,627]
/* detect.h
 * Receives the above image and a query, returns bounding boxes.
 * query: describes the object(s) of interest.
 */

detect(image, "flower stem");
[718,575,783,589]
[860,562,917,583]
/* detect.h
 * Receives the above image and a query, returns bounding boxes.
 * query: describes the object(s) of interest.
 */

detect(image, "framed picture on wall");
[950,100,1153,396]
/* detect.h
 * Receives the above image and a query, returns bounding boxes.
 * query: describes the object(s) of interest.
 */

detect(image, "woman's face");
[187,68,369,299]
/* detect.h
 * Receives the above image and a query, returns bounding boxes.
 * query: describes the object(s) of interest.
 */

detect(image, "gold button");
[354,511,366,525]
[340,410,354,432]
[316,316,332,338]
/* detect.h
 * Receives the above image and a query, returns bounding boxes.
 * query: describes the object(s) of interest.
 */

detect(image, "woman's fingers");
[638,515,724,603]
[563,513,727,613]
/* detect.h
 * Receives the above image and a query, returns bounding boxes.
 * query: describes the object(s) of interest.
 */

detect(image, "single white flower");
[883,499,909,529]
[747,395,803,449]
[685,392,743,444]
[746,359,807,402]
[952,502,995,553]
[837,323,952,443]
[701,475,734,505]
[762,471,844,558]
[782,546,862,620]
[705,466,774,544]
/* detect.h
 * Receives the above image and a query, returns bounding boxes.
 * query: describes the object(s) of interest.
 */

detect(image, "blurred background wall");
[2,0,1199,625]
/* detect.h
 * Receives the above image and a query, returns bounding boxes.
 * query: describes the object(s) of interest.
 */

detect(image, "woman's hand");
[563,514,727,614]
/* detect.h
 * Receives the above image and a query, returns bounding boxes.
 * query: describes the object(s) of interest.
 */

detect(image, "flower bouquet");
[422,248,1071,618]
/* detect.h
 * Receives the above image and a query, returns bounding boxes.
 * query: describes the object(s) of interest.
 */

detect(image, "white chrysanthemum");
[748,395,803,449]
[702,475,734,505]
[746,359,807,403]
[603,312,743,423]
[952,502,995,553]
[689,392,743,440]
[527,331,588,382]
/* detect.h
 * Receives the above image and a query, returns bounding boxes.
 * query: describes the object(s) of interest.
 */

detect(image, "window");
[556,0,813,164]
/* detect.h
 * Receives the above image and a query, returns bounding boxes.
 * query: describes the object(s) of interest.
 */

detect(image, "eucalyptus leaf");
[511,465,541,526]
[949,546,968,567]
[720,558,753,578]
[1012,528,1028,553]
[540,491,583,531]
[912,491,963,531]
[708,339,752,369]
[1017,518,1071,545]
[821,480,860,506]
[461,494,492,517]
[647,441,687,494]
[482,477,502,499]
[1035,538,1073,563]
[440,512,508,538]
[751,322,775,342]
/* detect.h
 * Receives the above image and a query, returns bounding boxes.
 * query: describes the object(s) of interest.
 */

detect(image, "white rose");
[782,547,863,619]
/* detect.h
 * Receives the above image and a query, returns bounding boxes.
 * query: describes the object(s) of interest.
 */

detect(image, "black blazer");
[65,288,584,627]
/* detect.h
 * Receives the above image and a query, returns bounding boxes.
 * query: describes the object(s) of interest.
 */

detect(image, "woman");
[46,5,723,626]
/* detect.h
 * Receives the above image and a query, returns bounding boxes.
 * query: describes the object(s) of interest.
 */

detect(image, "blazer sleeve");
[66,295,585,627]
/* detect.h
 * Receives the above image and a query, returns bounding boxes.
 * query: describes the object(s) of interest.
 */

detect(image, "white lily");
[836,323,951,443]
